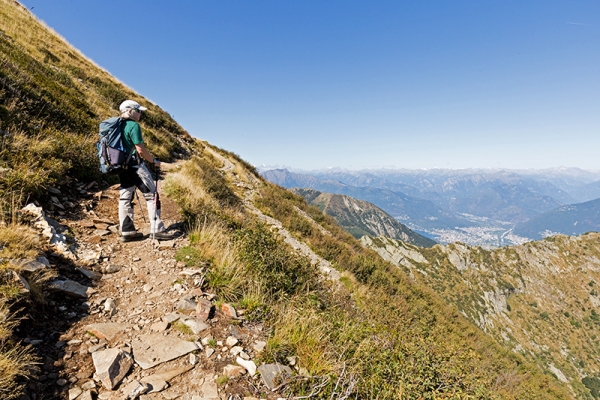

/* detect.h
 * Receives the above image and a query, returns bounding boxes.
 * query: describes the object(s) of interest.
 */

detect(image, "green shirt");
[122,120,144,156]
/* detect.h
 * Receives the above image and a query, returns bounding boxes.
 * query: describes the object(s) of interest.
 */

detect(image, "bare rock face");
[91,348,133,390]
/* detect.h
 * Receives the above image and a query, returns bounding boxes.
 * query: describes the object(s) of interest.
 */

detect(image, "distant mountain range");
[514,198,600,239]
[292,188,437,248]
[263,167,600,246]
[263,169,472,230]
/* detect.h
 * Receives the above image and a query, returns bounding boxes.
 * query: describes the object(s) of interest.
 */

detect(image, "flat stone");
[230,346,243,356]
[93,217,114,225]
[236,357,257,377]
[229,325,246,340]
[220,303,237,318]
[189,353,198,365]
[95,223,110,230]
[225,336,238,347]
[257,363,292,390]
[14,259,48,272]
[77,267,102,280]
[121,380,149,398]
[162,313,181,324]
[150,321,169,332]
[179,269,202,276]
[87,235,102,245]
[131,334,199,369]
[202,379,219,399]
[188,288,204,297]
[79,391,93,400]
[157,240,175,250]
[108,225,119,234]
[84,323,133,342]
[177,298,197,312]
[94,229,111,237]
[68,387,82,400]
[141,376,168,393]
[184,319,209,334]
[252,341,267,353]
[103,264,122,274]
[92,348,133,390]
[206,348,215,358]
[88,342,106,353]
[162,391,182,399]
[47,279,93,298]
[80,380,96,390]
[143,365,193,382]
[80,220,96,228]
[223,365,245,378]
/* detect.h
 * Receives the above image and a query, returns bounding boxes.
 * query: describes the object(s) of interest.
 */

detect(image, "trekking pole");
[152,159,160,245]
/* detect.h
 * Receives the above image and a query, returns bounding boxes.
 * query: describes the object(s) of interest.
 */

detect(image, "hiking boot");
[151,231,177,241]
[120,231,145,242]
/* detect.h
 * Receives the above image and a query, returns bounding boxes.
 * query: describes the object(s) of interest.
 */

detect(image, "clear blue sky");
[22,1,600,170]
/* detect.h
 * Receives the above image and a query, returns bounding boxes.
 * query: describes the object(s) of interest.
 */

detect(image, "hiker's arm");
[135,143,161,168]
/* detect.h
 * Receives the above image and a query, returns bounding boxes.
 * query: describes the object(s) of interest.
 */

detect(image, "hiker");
[117,100,174,242]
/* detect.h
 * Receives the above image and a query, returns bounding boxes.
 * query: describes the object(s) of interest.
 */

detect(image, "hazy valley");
[263,167,600,247]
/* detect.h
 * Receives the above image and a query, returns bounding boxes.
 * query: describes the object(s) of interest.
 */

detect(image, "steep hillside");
[514,198,600,240]
[292,188,437,247]
[0,1,575,399]
[364,234,600,398]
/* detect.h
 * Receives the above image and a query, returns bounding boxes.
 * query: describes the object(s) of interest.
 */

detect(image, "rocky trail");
[14,168,305,400]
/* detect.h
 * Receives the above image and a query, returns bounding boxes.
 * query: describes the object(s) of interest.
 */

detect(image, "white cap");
[119,100,147,113]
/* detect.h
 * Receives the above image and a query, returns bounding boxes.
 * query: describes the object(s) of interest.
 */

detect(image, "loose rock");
[103,264,122,274]
[84,323,133,342]
[68,387,82,400]
[47,279,93,298]
[258,363,293,390]
[195,299,213,321]
[236,357,257,377]
[223,364,246,378]
[184,319,209,334]
[220,303,237,318]
[92,348,133,390]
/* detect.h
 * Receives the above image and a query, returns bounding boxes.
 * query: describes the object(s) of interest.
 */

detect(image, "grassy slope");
[0,1,572,398]
[365,234,600,398]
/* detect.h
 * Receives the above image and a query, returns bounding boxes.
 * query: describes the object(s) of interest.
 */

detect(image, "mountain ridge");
[291,188,437,247]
